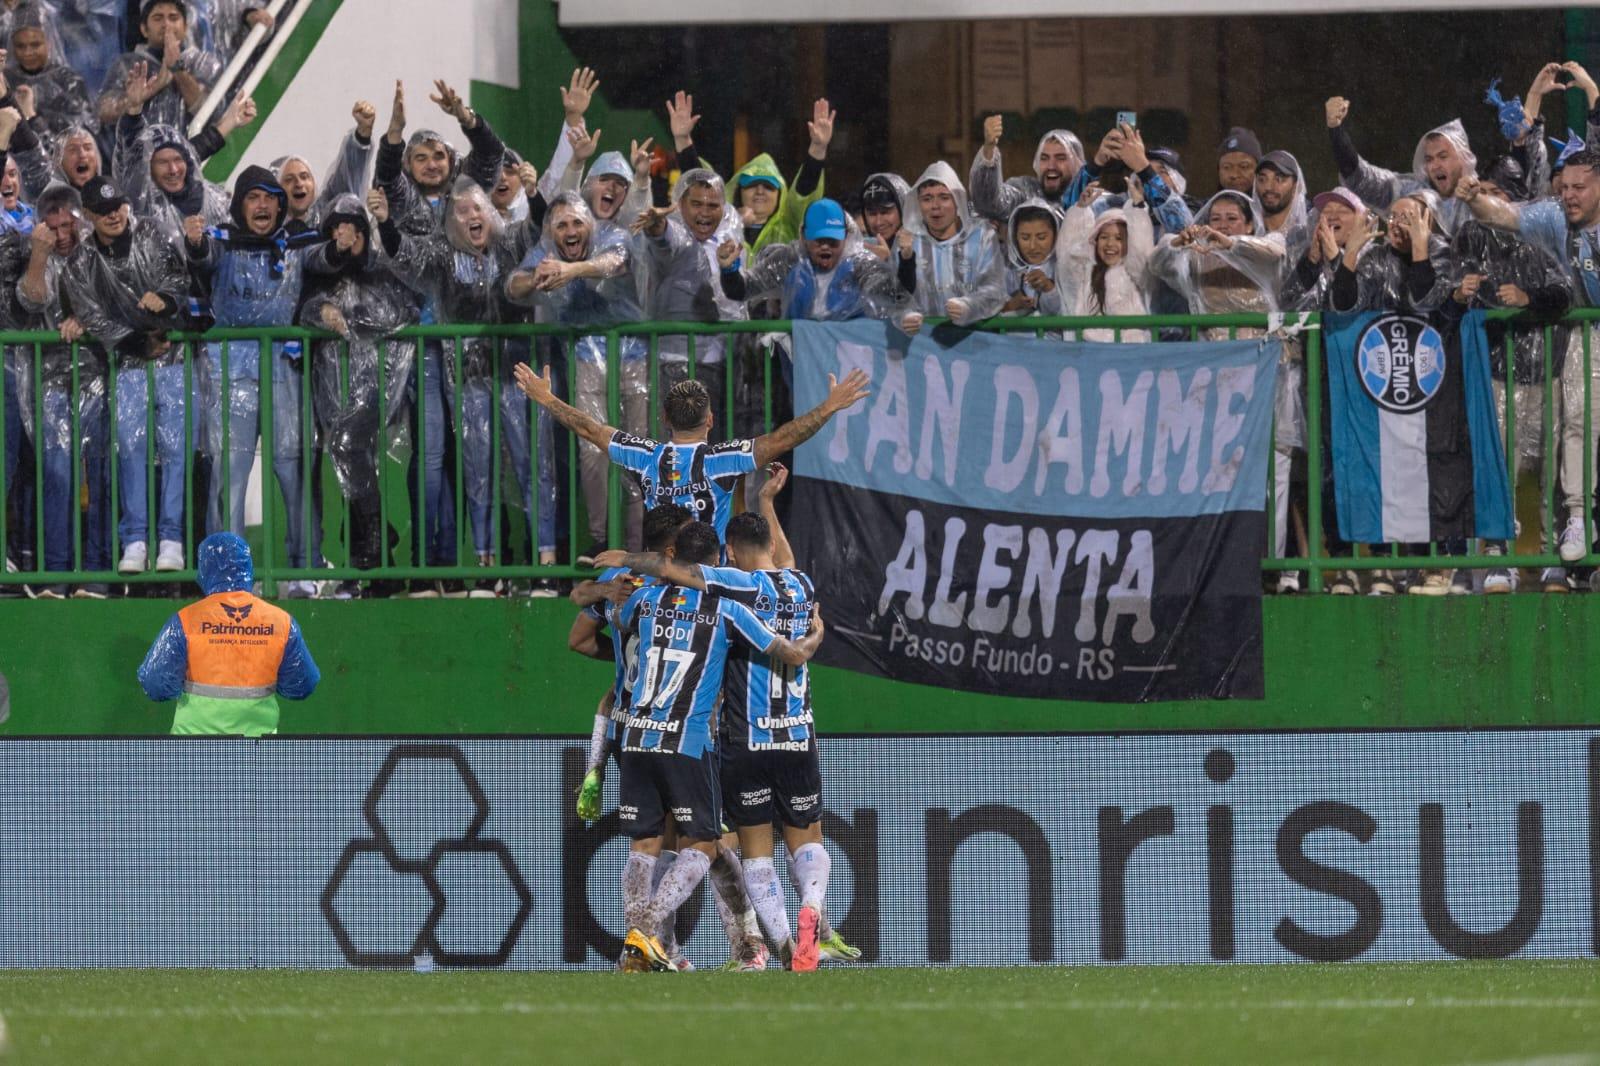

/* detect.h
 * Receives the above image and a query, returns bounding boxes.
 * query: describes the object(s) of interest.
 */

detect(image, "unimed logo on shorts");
[1357,313,1446,414]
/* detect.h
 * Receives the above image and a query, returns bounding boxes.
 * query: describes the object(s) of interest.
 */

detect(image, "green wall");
[4,595,1599,736]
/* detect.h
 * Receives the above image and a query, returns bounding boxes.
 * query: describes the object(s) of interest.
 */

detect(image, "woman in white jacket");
[1058,181,1156,342]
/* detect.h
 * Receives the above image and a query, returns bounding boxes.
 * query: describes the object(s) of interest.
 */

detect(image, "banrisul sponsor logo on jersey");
[1357,314,1446,414]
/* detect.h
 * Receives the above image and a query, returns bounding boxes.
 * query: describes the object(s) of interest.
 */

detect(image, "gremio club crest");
[1356,313,1446,414]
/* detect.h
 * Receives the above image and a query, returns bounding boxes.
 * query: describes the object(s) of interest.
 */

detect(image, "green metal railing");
[0,309,1596,594]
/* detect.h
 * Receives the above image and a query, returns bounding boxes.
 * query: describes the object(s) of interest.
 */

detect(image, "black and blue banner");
[788,321,1281,701]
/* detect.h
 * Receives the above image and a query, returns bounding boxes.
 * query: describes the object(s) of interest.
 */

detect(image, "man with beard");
[969,114,1085,222]
[1327,96,1479,236]
[183,165,326,597]
[1459,149,1600,575]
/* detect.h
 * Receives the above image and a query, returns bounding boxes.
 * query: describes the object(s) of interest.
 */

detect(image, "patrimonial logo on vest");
[222,602,253,623]
[1356,313,1446,414]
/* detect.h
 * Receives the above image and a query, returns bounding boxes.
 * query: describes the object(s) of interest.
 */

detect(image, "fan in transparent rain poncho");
[376,176,555,593]
[1056,181,1156,342]
[1149,188,1293,579]
[506,191,647,556]
[968,115,1087,222]
[183,0,274,73]
[717,197,905,364]
[14,182,113,595]
[298,192,417,598]
[115,116,228,243]
[96,0,222,133]
[4,2,90,162]
[372,79,506,589]
[1326,95,1478,237]
[629,167,747,437]
[1459,146,1600,581]
[56,174,192,576]
[271,98,379,236]
[1447,161,1575,595]
[184,164,329,598]
[896,161,1008,334]
[995,199,1068,333]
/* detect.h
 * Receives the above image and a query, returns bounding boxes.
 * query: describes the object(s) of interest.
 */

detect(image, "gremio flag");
[787,320,1280,702]
[1325,309,1512,544]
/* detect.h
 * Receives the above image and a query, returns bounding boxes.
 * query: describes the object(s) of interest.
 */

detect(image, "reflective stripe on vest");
[182,681,275,700]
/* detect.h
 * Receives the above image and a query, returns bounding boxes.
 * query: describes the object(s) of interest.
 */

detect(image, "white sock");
[653,851,679,951]
[585,713,609,775]
[743,857,792,947]
[643,848,710,932]
[622,852,656,933]
[790,842,831,914]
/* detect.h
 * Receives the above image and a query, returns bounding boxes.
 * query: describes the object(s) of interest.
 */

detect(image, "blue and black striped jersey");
[615,583,780,759]
[697,565,817,754]
[584,566,655,741]
[607,431,758,541]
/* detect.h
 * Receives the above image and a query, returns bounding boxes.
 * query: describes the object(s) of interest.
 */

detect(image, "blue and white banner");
[1,732,1597,968]
[1326,309,1512,544]
[788,321,1281,701]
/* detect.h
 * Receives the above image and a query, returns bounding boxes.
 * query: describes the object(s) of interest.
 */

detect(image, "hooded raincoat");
[968,129,1087,222]
[995,198,1068,327]
[116,120,229,243]
[1334,118,1478,236]
[374,118,506,239]
[97,41,223,133]
[1149,190,1286,322]
[298,193,417,566]
[635,168,747,366]
[5,2,92,159]
[1058,201,1156,341]
[138,531,320,736]
[724,225,902,323]
[901,161,1007,324]
[272,124,376,233]
[728,152,825,257]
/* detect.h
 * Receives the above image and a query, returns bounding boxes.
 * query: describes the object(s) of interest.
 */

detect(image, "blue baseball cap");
[803,199,847,241]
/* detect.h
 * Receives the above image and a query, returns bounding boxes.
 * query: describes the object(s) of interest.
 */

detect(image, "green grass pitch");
[2,963,1598,1065]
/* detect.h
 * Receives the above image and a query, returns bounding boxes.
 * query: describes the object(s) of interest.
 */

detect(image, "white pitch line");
[1452,1057,1600,1066]
[0,1009,9,1055]
[4,997,1599,1022]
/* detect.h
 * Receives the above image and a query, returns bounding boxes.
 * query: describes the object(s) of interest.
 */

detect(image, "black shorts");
[720,745,823,829]
[617,750,722,842]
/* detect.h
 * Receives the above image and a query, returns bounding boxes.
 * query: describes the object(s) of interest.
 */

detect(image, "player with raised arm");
[610,521,825,973]
[595,463,861,970]
[512,362,868,542]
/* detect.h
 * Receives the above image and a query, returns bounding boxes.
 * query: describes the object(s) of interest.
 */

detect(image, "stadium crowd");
[0,0,1599,599]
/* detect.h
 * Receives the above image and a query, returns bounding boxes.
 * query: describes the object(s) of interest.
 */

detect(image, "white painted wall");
[225,0,520,187]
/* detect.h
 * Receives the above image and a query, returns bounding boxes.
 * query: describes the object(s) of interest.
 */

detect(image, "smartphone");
[1116,110,1138,129]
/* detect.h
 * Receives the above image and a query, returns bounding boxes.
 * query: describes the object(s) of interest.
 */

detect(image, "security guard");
[138,532,320,735]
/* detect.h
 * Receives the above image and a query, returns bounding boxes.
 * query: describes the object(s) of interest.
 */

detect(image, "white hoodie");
[1059,205,1156,342]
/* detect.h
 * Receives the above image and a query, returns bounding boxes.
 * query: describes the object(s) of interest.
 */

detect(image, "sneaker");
[792,906,821,973]
[330,580,360,600]
[1449,570,1474,595]
[576,769,603,821]
[73,583,109,599]
[621,928,673,973]
[1368,570,1396,596]
[1408,571,1452,596]
[1329,570,1360,595]
[118,542,148,574]
[528,578,560,599]
[1541,567,1572,594]
[370,579,408,599]
[734,940,769,972]
[577,540,606,569]
[819,929,862,962]
[469,553,498,599]
[282,579,318,599]
[408,581,441,599]
[1483,568,1516,594]
[1560,516,1588,563]
[439,579,469,599]
[669,955,695,973]
[1275,571,1301,595]
[33,584,67,599]
[154,540,185,571]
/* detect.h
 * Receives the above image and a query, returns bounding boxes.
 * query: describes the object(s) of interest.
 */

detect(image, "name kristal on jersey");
[608,431,758,540]
[616,584,780,759]
[698,565,817,754]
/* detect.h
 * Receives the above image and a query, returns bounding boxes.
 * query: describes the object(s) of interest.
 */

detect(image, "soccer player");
[511,361,868,543]
[595,463,860,970]
[610,521,825,973]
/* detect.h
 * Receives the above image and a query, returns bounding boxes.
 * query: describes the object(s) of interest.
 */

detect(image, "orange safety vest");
[172,593,292,734]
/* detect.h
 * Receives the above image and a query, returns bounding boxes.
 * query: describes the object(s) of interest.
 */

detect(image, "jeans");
[2,358,18,503]
[474,384,558,555]
[39,387,111,572]
[202,342,319,569]
[115,362,195,548]
[407,341,458,566]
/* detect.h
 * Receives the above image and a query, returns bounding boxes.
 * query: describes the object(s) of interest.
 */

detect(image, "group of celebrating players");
[512,358,871,972]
